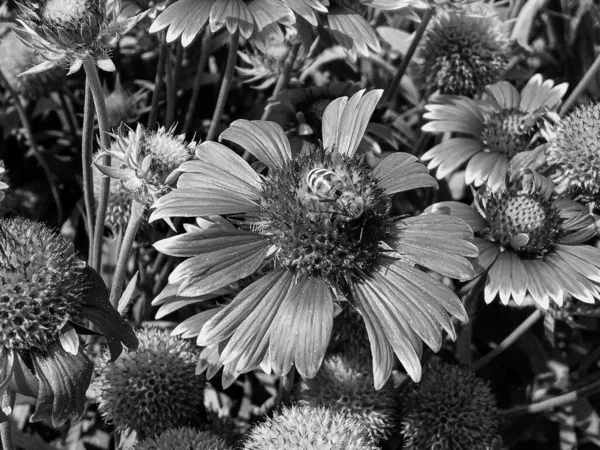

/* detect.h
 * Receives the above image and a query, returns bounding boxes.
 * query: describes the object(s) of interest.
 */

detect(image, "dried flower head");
[134,427,231,450]
[0,216,137,426]
[15,0,146,75]
[95,327,206,439]
[242,404,379,450]
[400,360,499,450]
[104,75,149,129]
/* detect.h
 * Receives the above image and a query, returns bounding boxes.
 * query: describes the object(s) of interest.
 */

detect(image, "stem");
[0,390,15,450]
[456,274,486,366]
[262,43,300,120]
[472,309,543,371]
[147,35,168,130]
[0,68,64,225]
[559,52,600,116]
[164,43,177,129]
[82,83,96,263]
[109,200,146,307]
[382,6,434,106]
[57,91,79,140]
[83,58,112,272]
[183,28,212,135]
[206,29,240,142]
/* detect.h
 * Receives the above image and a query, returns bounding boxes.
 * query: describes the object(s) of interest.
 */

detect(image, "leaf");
[117,271,139,315]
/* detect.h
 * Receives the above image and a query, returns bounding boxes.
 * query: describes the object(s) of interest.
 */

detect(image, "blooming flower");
[94,327,206,439]
[0,217,137,426]
[422,75,568,190]
[427,172,600,308]
[134,427,231,450]
[400,360,499,450]
[151,89,476,388]
[242,404,378,450]
[15,0,147,75]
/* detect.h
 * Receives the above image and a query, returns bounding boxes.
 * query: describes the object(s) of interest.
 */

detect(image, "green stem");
[183,28,212,135]
[382,6,434,106]
[0,390,15,450]
[206,29,240,142]
[83,58,112,272]
[147,35,168,130]
[559,51,600,116]
[472,309,542,371]
[0,68,64,225]
[109,200,145,308]
[82,82,96,263]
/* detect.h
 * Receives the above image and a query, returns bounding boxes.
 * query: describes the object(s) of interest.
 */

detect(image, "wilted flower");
[135,427,231,450]
[422,75,568,190]
[400,360,499,450]
[0,217,137,426]
[427,172,600,308]
[95,327,206,439]
[242,404,379,450]
[15,0,147,75]
[0,162,7,204]
[104,75,149,129]
[545,103,600,209]
[95,124,198,207]
[413,4,509,98]
[152,89,476,388]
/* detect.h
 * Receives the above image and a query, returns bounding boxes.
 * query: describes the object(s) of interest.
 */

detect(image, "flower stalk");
[148,35,168,131]
[560,52,600,116]
[183,28,212,135]
[82,83,96,261]
[0,390,15,450]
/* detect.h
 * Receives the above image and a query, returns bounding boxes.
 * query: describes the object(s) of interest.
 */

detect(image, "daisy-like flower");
[427,172,600,308]
[135,427,231,450]
[0,161,8,204]
[0,217,137,426]
[422,75,568,190]
[15,0,147,75]
[545,103,600,209]
[151,89,477,388]
[413,3,509,98]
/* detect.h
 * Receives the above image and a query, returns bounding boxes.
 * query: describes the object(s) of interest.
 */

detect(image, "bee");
[306,168,364,221]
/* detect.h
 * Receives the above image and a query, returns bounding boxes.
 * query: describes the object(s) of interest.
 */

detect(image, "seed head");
[134,427,231,450]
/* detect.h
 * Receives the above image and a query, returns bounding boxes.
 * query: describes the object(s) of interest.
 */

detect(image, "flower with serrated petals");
[151,89,477,389]
[95,327,206,439]
[427,172,600,308]
[95,124,198,207]
[422,75,568,190]
[243,404,378,450]
[0,217,137,427]
[135,427,231,450]
[15,0,147,75]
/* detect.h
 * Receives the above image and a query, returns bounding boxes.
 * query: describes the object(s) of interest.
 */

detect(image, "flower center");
[42,0,100,27]
[258,150,390,280]
[480,110,534,157]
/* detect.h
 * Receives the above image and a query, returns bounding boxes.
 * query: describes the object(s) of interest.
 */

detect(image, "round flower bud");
[134,427,231,450]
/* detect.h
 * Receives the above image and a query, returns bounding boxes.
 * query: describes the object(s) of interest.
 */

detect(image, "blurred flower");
[327,304,371,357]
[427,172,600,308]
[413,3,509,98]
[545,103,600,210]
[104,75,149,129]
[15,0,147,75]
[0,217,137,426]
[152,89,476,388]
[422,75,568,190]
[95,124,198,207]
[135,427,231,450]
[400,360,499,450]
[294,349,399,441]
[242,404,378,450]
[0,161,7,204]
[95,327,205,439]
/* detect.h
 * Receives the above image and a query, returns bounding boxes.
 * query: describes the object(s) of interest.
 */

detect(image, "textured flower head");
[95,327,206,439]
[546,103,600,209]
[152,89,477,388]
[0,217,137,426]
[422,75,568,190]
[15,0,147,74]
[104,75,149,130]
[0,161,8,204]
[95,124,198,207]
[242,404,378,450]
[135,427,231,450]
[400,360,499,450]
[428,172,600,308]
[414,3,509,98]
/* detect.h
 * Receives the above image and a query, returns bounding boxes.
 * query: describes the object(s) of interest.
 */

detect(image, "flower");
[427,172,600,308]
[151,89,477,388]
[422,75,568,190]
[94,327,206,439]
[545,103,600,209]
[95,124,198,207]
[0,161,8,204]
[0,217,137,426]
[134,427,231,450]
[294,349,399,441]
[399,360,499,450]
[242,404,379,450]
[413,4,509,98]
[15,0,147,75]
[104,75,149,130]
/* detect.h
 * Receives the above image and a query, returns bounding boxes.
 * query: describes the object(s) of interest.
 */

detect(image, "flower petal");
[327,5,381,56]
[485,81,520,110]
[173,309,220,339]
[373,152,437,195]
[424,201,488,233]
[465,152,506,188]
[422,137,483,180]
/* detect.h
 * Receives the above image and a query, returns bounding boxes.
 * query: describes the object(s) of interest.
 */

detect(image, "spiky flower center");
[481,110,534,156]
[485,190,562,256]
[0,218,84,351]
[258,150,389,280]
